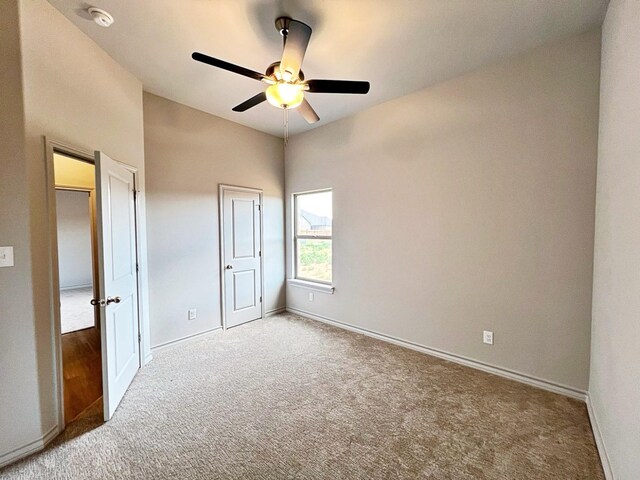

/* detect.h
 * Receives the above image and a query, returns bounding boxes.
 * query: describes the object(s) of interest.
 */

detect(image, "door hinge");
[259,250,262,257]
[133,190,137,200]
[257,204,261,211]
[136,263,139,272]
[138,333,141,342]
[259,296,262,303]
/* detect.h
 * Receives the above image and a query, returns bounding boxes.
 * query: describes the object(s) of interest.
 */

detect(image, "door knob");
[225,265,233,269]
[91,296,121,307]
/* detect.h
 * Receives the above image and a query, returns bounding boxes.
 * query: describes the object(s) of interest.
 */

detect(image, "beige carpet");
[0,313,603,479]
[60,286,95,334]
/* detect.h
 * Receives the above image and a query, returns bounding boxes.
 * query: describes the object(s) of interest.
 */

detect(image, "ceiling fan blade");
[192,52,266,82]
[306,79,370,94]
[232,92,267,112]
[280,19,312,79]
[297,98,320,124]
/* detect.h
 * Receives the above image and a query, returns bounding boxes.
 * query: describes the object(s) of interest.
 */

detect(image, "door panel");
[233,270,257,311]
[232,199,256,258]
[222,188,262,328]
[113,296,136,376]
[109,175,134,280]
[95,151,140,421]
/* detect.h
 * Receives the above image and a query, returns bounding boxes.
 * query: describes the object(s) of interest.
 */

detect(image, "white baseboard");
[151,326,222,352]
[150,308,285,353]
[0,424,59,469]
[59,283,92,291]
[286,307,587,401]
[586,395,614,479]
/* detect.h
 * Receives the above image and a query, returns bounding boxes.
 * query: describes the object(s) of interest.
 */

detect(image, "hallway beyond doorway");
[60,287,94,334]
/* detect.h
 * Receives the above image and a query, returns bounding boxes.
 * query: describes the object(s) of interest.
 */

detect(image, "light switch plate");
[188,308,197,321]
[483,330,494,345]
[0,247,14,267]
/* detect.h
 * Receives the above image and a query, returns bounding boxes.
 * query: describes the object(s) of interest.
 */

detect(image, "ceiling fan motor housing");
[265,62,304,81]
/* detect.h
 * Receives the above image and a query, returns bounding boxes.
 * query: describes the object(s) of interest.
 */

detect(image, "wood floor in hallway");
[62,326,102,424]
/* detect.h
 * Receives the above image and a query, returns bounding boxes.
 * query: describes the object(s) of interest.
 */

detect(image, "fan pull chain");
[283,108,289,147]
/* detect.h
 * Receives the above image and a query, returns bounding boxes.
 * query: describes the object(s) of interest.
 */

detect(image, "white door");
[221,187,263,328]
[95,151,140,420]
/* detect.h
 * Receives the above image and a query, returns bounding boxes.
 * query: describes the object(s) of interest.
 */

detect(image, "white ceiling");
[47,0,607,137]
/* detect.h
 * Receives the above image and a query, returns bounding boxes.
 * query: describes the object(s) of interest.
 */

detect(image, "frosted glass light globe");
[266,83,304,109]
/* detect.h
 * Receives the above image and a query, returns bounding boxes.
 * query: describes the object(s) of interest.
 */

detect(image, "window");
[294,190,332,284]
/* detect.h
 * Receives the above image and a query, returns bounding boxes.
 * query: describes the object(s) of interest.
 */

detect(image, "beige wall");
[0,0,35,464]
[285,30,600,391]
[590,1,640,477]
[55,190,93,289]
[0,0,615,470]
[54,154,97,287]
[53,154,96,289]
[143,93,285,347]
[54,153,96,189]
[0,0,148,464]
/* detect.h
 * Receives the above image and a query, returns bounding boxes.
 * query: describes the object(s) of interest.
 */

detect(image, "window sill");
[288,279,335,294]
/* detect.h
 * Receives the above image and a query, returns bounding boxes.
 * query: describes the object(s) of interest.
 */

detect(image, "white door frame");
[218,184,265,330]
[44,137,148,430]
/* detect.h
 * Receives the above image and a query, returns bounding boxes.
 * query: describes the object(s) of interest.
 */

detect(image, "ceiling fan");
[192,16,370,124]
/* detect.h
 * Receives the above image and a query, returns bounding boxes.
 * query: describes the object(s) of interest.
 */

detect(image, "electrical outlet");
[308,292,314,302]
[188,308,197,321]
[483,330,494,345]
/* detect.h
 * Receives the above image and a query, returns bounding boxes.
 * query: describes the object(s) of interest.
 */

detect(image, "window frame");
[293,188,333,285]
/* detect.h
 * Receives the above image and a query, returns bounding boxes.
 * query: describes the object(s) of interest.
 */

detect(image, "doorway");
[219,185,264,329]
[47,141,144,428]
[53,153,102,425]
[56,189,95,334]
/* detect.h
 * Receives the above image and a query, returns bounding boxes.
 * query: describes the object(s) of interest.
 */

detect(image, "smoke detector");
[87,7,114,27]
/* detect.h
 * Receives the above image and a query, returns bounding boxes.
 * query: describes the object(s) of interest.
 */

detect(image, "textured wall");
[54,155,96,290]
[53,153,96,190]
[143,93,285,347]
[590,1,640,477]
[0,0,148,465]
[0,0,34,465]
[55,190,93,289]
[285,31,600,391]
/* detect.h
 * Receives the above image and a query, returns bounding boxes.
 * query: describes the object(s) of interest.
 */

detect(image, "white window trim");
[287,278,335,294]
[292,188,333,288]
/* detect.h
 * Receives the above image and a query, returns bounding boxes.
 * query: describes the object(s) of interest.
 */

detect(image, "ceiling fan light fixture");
[265,82,304,109]
[191,16,369,124]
